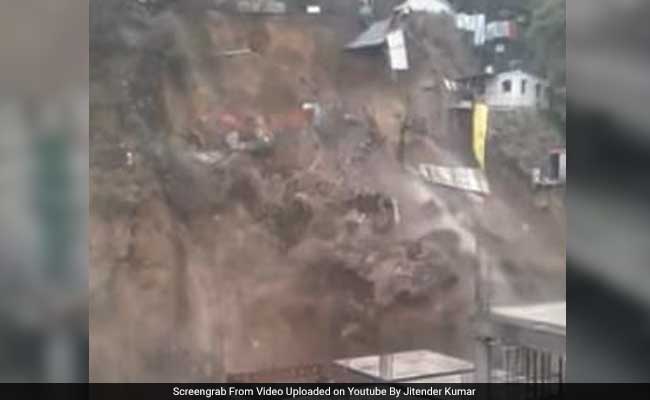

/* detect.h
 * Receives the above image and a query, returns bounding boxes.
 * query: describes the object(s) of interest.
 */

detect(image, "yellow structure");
[472,102,489,169]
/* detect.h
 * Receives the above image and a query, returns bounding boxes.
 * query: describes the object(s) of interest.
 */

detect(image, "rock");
[226,131,241,150]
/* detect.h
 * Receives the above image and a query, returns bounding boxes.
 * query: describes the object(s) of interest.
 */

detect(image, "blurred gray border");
[567,0,650,382]
[0,0,88,383]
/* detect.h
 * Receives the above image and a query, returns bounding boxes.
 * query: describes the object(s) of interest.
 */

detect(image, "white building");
[482,69,551,109]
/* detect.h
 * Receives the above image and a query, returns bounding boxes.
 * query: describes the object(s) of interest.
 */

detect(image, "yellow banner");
[472,102,489,169]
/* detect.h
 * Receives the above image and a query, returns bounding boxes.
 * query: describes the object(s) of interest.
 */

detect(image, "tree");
[527,0,566,86]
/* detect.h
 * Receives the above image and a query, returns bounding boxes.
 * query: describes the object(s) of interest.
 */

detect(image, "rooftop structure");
[394,0,454,16]
[345,18,393,50]
[474,302,566,383]
[455,69,551,109]
[335,350,474,383]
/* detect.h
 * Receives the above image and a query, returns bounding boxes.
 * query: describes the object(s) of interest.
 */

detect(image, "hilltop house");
[457,69,551,110]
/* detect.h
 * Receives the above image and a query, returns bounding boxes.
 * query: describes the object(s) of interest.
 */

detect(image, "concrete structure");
[473,246,565,384]
[335,350,474,383]
[474,302,566,383]
[532,147,566,187]
[482,70,551,109]
[227,351,474,383]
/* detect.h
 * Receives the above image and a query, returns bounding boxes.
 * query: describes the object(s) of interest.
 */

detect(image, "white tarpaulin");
[416,164,490,194]
[485,20,516,41]
[387,29,409,70]
[456,13,476,31]
[395,0,453,15]
[455,13,485,46]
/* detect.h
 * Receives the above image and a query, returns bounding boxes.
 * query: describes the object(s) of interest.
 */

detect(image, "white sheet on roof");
[387,29,409,70]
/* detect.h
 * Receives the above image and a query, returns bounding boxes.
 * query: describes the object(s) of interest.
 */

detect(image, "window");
[501,79,512,93]
[549,152,561,180]
[521,79,528,95]
[535,83,542,99]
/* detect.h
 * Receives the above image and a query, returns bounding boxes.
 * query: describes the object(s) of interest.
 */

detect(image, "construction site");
[90,0,566,383]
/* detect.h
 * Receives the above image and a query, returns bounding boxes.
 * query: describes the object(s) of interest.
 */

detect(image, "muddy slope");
[90,1,564,381]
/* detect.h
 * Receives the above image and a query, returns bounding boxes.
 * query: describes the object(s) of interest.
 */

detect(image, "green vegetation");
[526,0,566,87]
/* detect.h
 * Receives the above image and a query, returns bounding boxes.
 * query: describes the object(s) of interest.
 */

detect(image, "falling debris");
[226,131,243,151]
[192,151,225,166]
[443,78,459,92]
[301,102,323,128]
[349,190,399,233]
[215,48,253,58]
[414,164,490,195]
[126,151,134,167]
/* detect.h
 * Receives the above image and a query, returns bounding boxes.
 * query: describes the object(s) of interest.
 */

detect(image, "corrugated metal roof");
[387,29,409,70]
[416,164,490,194]
[345,18,392,50]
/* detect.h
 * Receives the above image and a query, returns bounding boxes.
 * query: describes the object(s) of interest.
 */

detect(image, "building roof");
[491,302,566,330]
[494,69,548,80]
[335,350,474,382]
[455,71,496,83]
[456,68,548,84]
[345,18,393,50]
[395,0,454,15]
